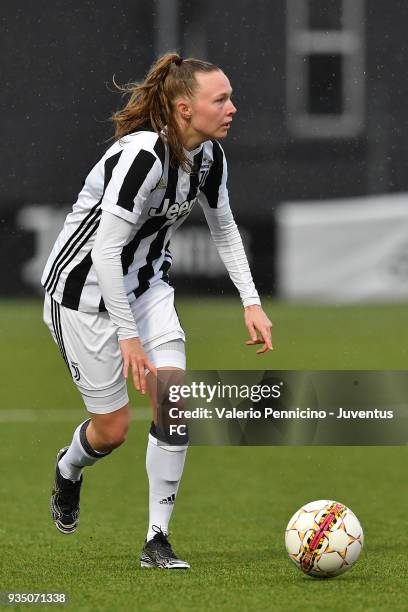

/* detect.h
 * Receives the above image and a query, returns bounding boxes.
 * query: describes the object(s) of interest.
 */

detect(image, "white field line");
[0,407,151,422]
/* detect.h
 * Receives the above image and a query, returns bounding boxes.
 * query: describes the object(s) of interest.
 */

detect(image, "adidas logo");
[156,177,167,190]
[159,493,176,505]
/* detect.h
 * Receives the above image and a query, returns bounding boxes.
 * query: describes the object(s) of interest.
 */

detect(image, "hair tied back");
[112,52,220,172]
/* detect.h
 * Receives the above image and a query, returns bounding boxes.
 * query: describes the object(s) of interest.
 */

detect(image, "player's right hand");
[119,337,157,394]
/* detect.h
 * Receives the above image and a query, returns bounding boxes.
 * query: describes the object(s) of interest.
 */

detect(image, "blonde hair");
[111,52,220,172]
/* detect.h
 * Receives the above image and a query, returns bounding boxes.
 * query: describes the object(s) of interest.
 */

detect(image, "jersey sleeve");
[198,142,261,308]
[91,210,139,340]
[101,137,163,224]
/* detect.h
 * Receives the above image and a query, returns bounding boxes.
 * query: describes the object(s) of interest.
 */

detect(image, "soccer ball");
[285,500,363,578]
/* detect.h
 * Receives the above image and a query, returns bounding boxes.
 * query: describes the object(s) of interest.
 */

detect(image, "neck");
[177,120,206,151]
[182,133,205,152]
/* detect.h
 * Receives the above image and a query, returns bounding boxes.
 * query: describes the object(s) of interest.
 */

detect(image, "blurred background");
[3,0,408,303]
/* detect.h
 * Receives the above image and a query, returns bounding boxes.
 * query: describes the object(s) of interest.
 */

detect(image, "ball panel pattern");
[285,500,363,578]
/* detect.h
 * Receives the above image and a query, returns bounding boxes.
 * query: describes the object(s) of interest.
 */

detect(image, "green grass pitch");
[0,298,407,611]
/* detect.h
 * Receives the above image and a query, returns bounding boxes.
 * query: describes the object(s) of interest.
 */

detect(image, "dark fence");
[0,203,276,299]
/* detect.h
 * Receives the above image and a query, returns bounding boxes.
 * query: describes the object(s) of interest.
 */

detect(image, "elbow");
[212,224,239,242]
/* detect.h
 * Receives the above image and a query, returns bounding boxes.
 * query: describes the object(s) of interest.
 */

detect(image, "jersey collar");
[183,142,204,157]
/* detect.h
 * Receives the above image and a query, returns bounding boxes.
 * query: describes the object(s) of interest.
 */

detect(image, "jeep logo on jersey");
[148,198,195,220]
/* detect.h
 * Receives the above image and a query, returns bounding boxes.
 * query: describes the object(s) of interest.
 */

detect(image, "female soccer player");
[42,52,272,569]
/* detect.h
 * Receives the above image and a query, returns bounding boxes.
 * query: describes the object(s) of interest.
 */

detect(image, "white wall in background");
[277,193,408,302]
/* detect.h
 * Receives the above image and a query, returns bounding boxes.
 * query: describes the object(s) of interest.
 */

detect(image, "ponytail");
[111,52,220,172]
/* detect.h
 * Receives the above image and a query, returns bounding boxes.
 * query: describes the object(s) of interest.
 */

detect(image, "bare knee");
[98,424,129,449]
[88,405,130,451]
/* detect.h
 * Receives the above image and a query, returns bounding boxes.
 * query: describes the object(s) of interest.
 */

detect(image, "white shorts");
[43,281,186,414]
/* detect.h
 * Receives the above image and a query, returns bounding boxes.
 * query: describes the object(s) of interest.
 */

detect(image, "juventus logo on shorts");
[70,361,81,382]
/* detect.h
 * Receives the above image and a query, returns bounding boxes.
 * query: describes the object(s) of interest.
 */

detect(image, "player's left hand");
[244,304,273,354]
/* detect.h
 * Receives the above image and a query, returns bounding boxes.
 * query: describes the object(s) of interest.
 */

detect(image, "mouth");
[221,121,232,129]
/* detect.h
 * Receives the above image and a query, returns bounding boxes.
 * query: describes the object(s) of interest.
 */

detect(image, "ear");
[175,98,192,120]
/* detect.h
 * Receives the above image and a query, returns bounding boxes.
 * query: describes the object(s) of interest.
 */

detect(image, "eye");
[215,93,233,104]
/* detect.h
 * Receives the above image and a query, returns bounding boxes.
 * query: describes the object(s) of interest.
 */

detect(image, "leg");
[51,404,130,534]
[145,366,188,541]
[128,284,189,567]
[87,404,130,451]
[140,342,190,569]
[43,293,129,533]
[58,403,130,482]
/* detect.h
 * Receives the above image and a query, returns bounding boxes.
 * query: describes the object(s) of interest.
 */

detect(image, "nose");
[228,100,237,115]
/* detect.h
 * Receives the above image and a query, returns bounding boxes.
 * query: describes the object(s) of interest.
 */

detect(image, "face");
[178,70,237,142]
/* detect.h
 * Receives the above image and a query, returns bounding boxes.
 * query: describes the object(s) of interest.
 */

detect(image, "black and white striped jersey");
[42,128,258,312]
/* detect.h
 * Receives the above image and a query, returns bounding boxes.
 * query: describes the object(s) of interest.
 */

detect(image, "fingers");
[261,327,273,351]
[145,360,158,378]
[245,326,273,354]
[256,344,270,355]
[119,338,157,394]
[246,337,272,354]
[128,358,141,393]
[246,321,258,343]
[245,330,272,349]
[122,355,129,379]
[128,357,158,395]
[137,360,147,394]
[130,358,148,394]
[128,358,145,394]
